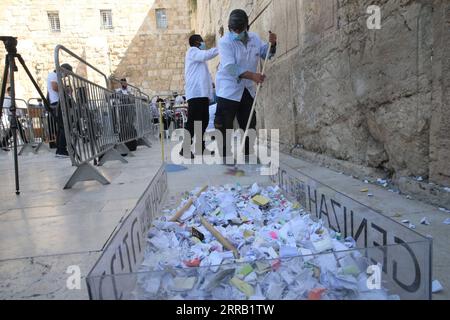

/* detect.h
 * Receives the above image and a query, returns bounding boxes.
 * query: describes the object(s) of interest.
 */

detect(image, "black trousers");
[55,103,67,154]
[182,97,210,155]
[215,89,256,158]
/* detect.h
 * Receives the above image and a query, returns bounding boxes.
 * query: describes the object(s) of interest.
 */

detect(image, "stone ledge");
[397,177,450,210]
[284,144,450,209]
[286,144,387,180]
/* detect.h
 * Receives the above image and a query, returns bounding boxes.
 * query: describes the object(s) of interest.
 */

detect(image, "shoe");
[56,151,70,159]
[1,147,10,152]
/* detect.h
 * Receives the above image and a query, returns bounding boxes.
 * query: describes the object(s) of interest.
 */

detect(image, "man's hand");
[269,31,277,46]
[239,71,266,84]
[251,72,266,84]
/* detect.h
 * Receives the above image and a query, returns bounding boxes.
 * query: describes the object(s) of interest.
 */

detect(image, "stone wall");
[0,0,192,99]
[193,0,449,186]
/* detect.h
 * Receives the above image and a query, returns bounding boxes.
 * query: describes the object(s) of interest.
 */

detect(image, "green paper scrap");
[230,277,254,297]
[341,265,360,276]
[212,208,221,216]
[238,264,254,277]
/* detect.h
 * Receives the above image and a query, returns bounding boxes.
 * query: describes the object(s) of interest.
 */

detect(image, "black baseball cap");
[228,9,249,31]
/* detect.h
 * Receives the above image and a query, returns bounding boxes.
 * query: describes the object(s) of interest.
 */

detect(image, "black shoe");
[1,147,10,152]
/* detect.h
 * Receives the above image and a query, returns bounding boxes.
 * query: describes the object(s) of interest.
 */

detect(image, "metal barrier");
[17,98,50,155]
[110,77,152,149]
[1,98,30,152]
[109,76,149,100]
[55,45,154,189]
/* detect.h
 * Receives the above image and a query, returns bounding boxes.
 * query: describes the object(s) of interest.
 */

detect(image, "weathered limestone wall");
[0,0,192,98]
[194,0,449,185]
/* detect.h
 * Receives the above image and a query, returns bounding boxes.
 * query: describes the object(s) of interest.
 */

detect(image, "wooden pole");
[240,42,272,156]
[169,185,209,222]
[169,185,239,258]
[199,216,240,259]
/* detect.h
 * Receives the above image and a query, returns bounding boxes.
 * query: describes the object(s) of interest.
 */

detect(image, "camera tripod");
[0,36,50,195]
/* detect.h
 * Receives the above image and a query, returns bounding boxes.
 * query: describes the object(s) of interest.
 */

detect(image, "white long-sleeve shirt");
[184,47,219,101]
[216,32,273,102]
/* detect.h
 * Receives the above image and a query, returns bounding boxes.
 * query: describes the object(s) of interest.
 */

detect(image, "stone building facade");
[0,0,193,98]
[193,0,450,187]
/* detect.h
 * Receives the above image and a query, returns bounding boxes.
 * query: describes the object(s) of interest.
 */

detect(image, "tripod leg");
[0,57,9,111]
[17,54,50,109]
[7,54,20,194]
[0,59,9,149]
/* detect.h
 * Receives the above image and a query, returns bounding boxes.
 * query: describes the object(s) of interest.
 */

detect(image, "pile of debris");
[136,183,397,300]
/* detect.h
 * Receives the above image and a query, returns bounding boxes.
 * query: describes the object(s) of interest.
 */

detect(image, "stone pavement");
[0,144,163,299]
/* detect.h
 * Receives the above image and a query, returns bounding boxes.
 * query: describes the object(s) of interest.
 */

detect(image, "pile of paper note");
[136,183,398,300]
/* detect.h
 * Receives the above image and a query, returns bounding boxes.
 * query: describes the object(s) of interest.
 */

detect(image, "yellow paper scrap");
[292,202,301,209]
[243,230,254,238]
[252,195,270,207]
[230,277,254,297]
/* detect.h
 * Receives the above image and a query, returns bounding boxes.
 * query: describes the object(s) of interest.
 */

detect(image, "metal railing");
[109,77,153,145]
[1,98,30,152]
[55,45,154,189]
[150,94,188,135]
[109,76,150,100]
[16,98,54,154]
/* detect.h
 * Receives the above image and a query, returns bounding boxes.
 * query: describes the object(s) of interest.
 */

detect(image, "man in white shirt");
[47,63,73,158]
[181,34,219,158]
[115,78,131,95]
[114,78,138,152]
[174,93,185,106]
[215,9,277,162]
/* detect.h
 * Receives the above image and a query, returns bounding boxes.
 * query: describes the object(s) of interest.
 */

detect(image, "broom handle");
[199,215,240,259]
[169,185,208,222]
[240,41,272,155]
